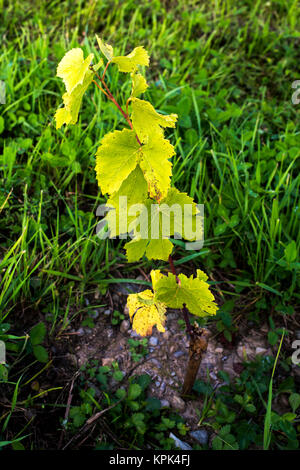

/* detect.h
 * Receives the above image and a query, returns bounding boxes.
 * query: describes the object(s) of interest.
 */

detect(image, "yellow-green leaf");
[131,98,177,143]
[155,272,218,317]
[57,48,94,94]
[124,238,148,263]
[161,188,201,240]
[112,47,149,73]
[127,289,166,336]
[122,187,199,262]
[139,132,174,201]
[55,69,94,129]
[105,166,148,238]
[96,35,114,61]
[124,237,173,263]
[131,72,148,97]
[95,129,140,194]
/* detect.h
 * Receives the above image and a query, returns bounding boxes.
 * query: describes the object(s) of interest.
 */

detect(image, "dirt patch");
[66,281,274,429]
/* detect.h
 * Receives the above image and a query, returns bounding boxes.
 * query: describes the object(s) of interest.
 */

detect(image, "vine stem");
[92,65,142,146]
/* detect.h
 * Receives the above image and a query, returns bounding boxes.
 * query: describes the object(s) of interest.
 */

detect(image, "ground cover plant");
[0,0,299,451]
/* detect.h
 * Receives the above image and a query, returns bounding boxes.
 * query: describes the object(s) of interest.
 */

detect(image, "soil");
[2,277,299,448]
[60,280,277,430]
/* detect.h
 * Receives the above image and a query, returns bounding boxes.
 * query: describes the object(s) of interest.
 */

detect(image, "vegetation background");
[0,0,299,450]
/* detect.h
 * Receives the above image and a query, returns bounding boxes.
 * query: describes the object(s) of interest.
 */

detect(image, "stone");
[104,309,111,316]
[168,313,178,320]
[155,380,161,387]
[90,309,99,319]
[160,399,170,407]
[256,347,267,355]
[120,320,130,334]
[237,344,252,359]
[169,433,192,451]
[123,305,129,316]
[174,350,184,358]
[130,330,140,338]
[151,358,162,367]
[102,357,114,366]
[170,395,185,412]
[215,347,223,354]
[190,429,208,446]
[149,336,159,346]
[76,327,85,336]
[160,381,166,392]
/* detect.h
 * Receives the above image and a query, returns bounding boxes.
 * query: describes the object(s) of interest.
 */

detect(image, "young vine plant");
[54,37,218,351]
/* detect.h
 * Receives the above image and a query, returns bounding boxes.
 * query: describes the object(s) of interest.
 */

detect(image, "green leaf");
[33,345,49,363]
[30,322,46,346]
[0,323,10,334]
[41,153,70,168]
[70,406,86,427]
[284,240,297,263]
[245,404,256,413]
[282,412,297,422]
[212,436,223,450]
[0,364,8,382]
[131,412,146,434]
[268,330,279,346]
[289,393,300,413]
[113,371,124,382]
[145,397,161,411]
[128,383,142,401]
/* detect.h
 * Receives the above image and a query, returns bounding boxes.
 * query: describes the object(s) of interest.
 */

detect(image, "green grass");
[0,0,299,449]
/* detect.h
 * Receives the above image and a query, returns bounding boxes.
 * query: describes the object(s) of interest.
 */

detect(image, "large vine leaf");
[96,128,174,201]
[56,48,94,94]
[55,69,94,129]
[139,132,174,201]
[112,47,149,73]
[154,270,218,317]
[127,289,166,336]
[122,187,200,262]
[131,98,177,143]
[95,129,140,194]
[124,197,173,262]
[160,188,201,240]
[125,237,173,262]
[104,166,148,238]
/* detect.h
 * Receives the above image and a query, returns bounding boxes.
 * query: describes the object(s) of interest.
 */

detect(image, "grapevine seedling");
[54,37,218,395]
